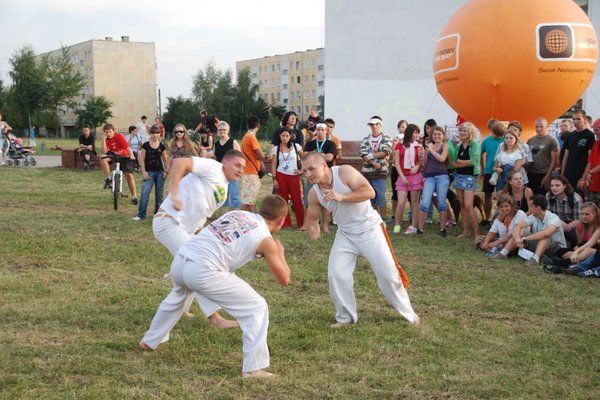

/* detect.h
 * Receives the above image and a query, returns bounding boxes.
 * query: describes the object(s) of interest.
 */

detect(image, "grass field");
[1,166,599,399]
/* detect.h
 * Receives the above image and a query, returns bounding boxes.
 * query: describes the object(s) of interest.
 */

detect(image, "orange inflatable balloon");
[434,0,598,139]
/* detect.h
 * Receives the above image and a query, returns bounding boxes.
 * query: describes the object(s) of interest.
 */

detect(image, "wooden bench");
[61,149,101,170]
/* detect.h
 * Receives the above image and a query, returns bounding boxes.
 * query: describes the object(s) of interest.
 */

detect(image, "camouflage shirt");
[359,133,393,179]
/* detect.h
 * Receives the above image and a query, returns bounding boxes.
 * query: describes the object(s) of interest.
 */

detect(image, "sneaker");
[103,178,112,189]
[132,197,139,205]
[425,219,434,224]
[393,225,401,234]
[490,252,507,261]
[404,226,417,234]
[565,265,585,275]
[131,216,142,221]
[523,258,540,266]
[439,229,447,237]
[543,264,563,274]
[578,269,598,278]
[445,220,457,228]
[416,229,424,235]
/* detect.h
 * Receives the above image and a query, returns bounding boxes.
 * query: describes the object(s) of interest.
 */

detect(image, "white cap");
[367,117,383,126]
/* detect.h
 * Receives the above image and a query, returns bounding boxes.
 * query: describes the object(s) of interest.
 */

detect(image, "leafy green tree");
[43,47,86,137]
[162,96,197,135]
[8,45,47,129]
[75,96,113,132]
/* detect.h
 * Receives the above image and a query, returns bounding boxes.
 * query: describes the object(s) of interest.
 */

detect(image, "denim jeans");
[223,180,241,208]
[137,170,165,219]
[419,174,450,213]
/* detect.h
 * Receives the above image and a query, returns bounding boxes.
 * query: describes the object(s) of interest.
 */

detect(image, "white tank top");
[179,211,271,273]
[160,157,228,234]
[314,166,382,233]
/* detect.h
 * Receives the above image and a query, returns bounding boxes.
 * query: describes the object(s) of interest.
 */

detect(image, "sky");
[0,0,324,100]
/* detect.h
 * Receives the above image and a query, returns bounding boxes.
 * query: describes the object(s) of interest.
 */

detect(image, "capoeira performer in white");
[301,152,420,327]
[152,150,246,329]
[140,195,291,378]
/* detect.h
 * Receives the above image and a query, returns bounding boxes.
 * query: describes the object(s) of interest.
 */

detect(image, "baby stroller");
[4,132,37,166]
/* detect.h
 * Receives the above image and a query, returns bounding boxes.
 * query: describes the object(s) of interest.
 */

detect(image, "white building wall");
[325,0,599,140]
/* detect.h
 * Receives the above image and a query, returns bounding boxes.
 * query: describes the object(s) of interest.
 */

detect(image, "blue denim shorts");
[368,178,387,206]
[453,173,477,192]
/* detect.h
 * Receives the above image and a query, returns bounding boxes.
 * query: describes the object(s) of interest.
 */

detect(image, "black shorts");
[116,156,134,173]
[482,173,495,194]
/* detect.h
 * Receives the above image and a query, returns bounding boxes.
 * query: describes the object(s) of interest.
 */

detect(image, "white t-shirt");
[160,157,228,234]
[271,143,302,175]
[179,211,271,273]
[496,149,523,166]
[313,166,382,233]
[136,122,150,143]
[490,210,528,239]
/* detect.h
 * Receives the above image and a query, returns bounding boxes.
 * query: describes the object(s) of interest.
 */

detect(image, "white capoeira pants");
[142,255,270,373]
[152,216,221,318]
[328,223,417,324]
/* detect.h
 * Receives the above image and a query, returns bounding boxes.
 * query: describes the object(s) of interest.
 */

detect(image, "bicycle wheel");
[113,174,121,210]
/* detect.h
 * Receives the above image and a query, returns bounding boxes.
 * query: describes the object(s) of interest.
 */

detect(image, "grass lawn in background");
[0,167,599,399]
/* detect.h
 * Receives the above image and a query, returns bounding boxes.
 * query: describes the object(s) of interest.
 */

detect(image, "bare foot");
[412,314,421,325]
[208,313,240,329]
[457,233,471,238]
[182,311,194,319]
[242,369,276,378]
[139,340,152,351]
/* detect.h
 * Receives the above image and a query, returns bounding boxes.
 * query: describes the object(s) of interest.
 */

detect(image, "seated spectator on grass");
[478,194,527,255]
[77,126,96,168]
[491,195,567,266]
[546,175,582,248]
[498,170,534,214]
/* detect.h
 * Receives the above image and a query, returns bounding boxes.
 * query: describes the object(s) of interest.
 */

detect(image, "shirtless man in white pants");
[302,152,420,327]
[140,195,291,378]
[152,150,245,329]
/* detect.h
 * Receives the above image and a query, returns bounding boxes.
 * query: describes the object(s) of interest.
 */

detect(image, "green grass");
[1,167,599,399]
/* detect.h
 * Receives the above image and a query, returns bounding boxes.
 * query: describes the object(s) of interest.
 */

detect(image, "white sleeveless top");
[179,211,271,273]
[160,157,228,234]
[313,166,382,233]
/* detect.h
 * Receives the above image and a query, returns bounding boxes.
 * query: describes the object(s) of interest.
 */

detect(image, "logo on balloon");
[537,23,597,62]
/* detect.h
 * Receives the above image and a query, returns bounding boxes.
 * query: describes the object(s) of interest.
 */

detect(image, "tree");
[8,45,47,129]
[162,96,197,135]
[43,47,86,137]
[75,96,113,132]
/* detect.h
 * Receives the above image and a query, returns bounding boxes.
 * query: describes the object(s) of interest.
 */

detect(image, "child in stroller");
[3,131,37,166]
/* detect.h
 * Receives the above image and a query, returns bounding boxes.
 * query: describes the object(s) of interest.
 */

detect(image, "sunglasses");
[150,131,161,134]
[174,130,185,133]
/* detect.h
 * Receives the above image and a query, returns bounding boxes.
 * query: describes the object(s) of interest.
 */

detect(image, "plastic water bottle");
[487,246,498,257]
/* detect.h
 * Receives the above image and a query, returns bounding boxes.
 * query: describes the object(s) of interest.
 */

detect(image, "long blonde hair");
[169,124,198,157]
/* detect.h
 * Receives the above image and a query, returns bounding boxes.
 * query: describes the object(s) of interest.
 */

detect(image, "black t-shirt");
[564,128,595,185]
[79,134,96,154]
[271,127,304,147]
[456,143,474,175]
[305,139,336,167]
[142,141,167,171]
[214,138,234,163]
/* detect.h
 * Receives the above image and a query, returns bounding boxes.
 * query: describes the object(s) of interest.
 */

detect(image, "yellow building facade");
[236,48,324,121]
[39,37,157,136]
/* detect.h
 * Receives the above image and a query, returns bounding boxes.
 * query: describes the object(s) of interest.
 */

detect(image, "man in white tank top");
[301,152,420,327]
[152,152,246,329]
[140,195,291,379]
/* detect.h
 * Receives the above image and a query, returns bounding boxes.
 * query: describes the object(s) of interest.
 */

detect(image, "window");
[297,76,301,84]
[311,74,315,82]
[305,106,309,114]
[271,93,275,101]
[283,98,288,104]
[304,91,309,99]
[272,64,275,72]
[318,65,324,71]
[283,84,288,90]
[290,61,294,69]
[283,69,288,75]
[277,93,280,101]
[252,73,257,78]
[296,61,300,69]
[297,91,301,99]
[271,78,275,86]
[318,80,324,87]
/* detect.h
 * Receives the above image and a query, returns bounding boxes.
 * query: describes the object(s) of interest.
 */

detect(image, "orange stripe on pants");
[380,223,410,288]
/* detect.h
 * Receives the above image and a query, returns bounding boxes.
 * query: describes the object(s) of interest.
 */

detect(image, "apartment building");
[236,48,324,121]
[38,37,157,136]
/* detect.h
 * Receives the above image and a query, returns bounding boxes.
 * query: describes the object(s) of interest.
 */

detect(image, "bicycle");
[101,152,127,210]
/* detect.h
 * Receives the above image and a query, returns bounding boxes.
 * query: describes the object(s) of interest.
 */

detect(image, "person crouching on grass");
[139,195,291,379]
